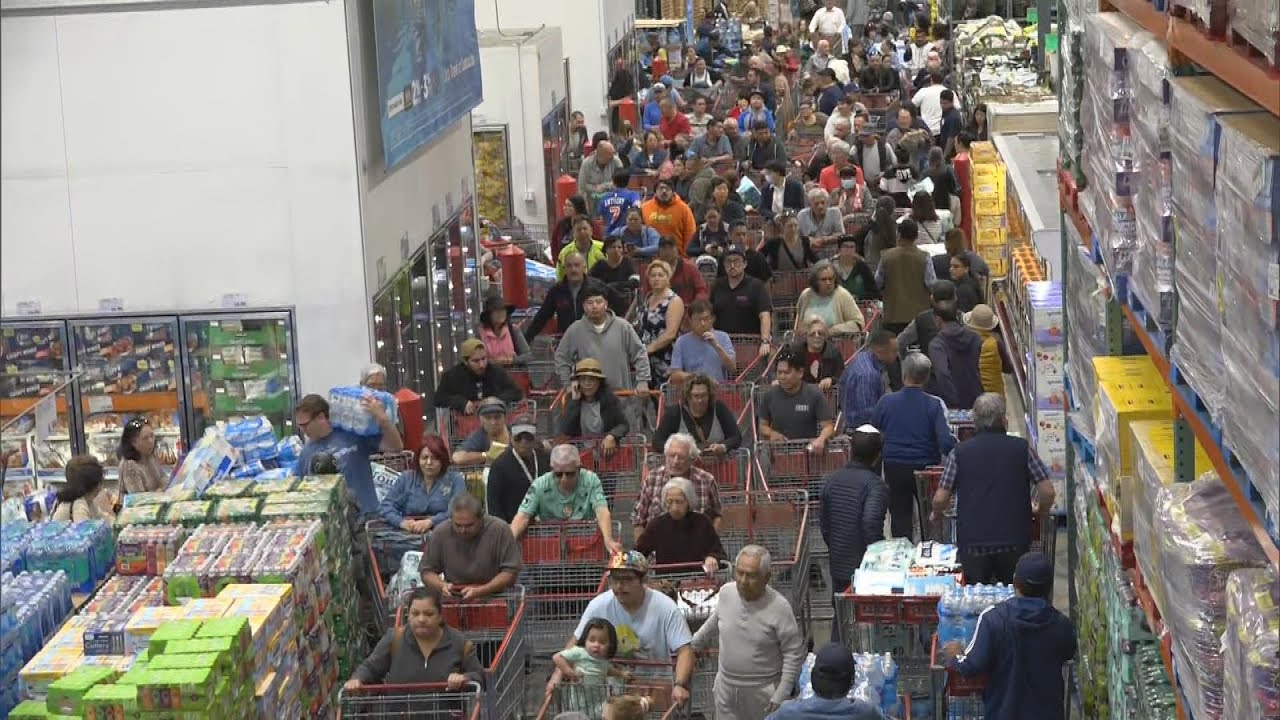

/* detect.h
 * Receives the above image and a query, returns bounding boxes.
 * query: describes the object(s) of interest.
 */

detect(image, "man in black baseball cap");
[941,552,1077,720]
[765,642,883,719]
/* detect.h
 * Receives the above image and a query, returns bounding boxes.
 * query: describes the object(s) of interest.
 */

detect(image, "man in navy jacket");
[819,425,889,643]
[943,552,1077,720]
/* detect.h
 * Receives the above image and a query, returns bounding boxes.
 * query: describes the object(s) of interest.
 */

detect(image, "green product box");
[47,666,118,715]
[137,668,218,711]
[148,621,203,655]
[194,617,251,656]
[148,652,221,679]
[83,683,140,720]
[9,699,50,718]
[117,667,154,686]
[212,497,262,524]
[164,636,236,658]
[246,476,297,496]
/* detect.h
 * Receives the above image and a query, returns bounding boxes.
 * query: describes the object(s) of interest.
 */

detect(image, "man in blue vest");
[930,392,1057,584]
[942,552,1077,720]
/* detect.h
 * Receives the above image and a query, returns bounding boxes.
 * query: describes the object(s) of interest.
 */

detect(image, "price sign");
[15,300,41,316]
[98,297,124,312]
[221,293,249,309]
[86,396,114,414]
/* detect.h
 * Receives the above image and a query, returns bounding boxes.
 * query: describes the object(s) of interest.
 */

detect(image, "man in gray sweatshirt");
[554,283,652,395]
[692,545,805,720]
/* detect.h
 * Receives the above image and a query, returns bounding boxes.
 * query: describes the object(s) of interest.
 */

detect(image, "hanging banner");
[373,0,484,170]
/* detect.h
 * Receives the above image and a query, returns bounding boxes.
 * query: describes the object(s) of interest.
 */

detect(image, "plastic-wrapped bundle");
[1167,76,1261,425]
[1215,113,1280,521]
[1154,475,1268,720]
[1228,0,1280,67]
[1064,243,1108,438]
[1080,16,1145,276]
[1058,25,1086,176]
[1128,37,1173,329]
[1222,568,1280,720]
[1170,0,1227,36]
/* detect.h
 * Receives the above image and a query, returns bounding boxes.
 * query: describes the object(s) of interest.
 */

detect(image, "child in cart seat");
[551,618,634,718]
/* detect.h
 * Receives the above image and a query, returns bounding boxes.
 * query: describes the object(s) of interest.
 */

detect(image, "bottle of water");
[936,587,953,644]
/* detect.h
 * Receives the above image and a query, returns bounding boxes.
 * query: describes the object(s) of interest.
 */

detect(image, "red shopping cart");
[339,681,483,720]
[535,659,690,719]
[437,400,537,450]
[519,521,622,595]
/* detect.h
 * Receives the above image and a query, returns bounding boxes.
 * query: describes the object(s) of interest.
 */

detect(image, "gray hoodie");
[554,312,652,390]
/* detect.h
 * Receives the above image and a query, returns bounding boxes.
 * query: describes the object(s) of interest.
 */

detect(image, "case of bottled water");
[328,386,399,437]
[936,583,1015,647]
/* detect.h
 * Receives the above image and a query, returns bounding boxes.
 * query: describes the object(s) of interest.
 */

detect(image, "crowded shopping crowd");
[34,3,1073,719]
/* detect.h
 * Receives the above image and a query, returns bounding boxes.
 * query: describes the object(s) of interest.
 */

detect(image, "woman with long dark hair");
[118,416,166,496]
[968,102,989,141]
[911,192,944,245]
[51,455,115,522]
[855,196,899,271]
[552,195,590,259]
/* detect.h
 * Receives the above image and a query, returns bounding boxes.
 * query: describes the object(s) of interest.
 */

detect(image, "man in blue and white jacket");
[942,552,1077,720]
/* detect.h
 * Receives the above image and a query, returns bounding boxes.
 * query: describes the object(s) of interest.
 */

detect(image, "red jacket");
[659,112,693,142]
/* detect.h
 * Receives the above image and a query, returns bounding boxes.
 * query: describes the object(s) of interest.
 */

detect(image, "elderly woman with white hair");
[794,260,866,334]
[796,185,847,250]
[360,363,388,392]
[635,475,726,574]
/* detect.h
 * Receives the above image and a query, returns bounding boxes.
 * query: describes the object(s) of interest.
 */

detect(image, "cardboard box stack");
[1167,76,1262,427]
[1025,281,1066,511]
[1128,37,1174,330]
[1214,113,1280,533]
[1079,14,1144,280]
[968,141,1010,278]
[1090,356,1171,544]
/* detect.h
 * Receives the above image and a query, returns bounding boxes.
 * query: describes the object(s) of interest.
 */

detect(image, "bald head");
[817,39,830,54]
[595,141,615,163]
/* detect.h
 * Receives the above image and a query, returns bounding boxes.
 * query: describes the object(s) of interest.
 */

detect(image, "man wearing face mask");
[760,161,805,220]
[641,179,697,256]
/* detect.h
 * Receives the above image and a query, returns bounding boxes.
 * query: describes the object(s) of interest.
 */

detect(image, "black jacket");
[820,461,889,591]
[788,340,846,384]
[927,323,985,410]
[433,363,524,410]
[524,277,606,340]
[652,401,743,452]
[559,391,630,440]
[590,258,639,317]
[760,178,806,219]
[487,446,551,523]
[716,250,774,283]
[737,137,788,170]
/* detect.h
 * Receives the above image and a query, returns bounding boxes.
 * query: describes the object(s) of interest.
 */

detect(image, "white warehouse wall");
[474,0,634,132]
[472,28,567,228]
[0,2,370,394]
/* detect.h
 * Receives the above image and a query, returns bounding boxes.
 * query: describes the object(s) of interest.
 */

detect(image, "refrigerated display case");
[373,270,413,393]
[181,311,300,441]
[0,320,76,483]
[70,317,185,480]
[542,102,570,229]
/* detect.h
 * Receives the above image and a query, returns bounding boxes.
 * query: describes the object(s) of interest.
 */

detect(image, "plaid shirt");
[938,441,1051,491]
[632,465,722,529]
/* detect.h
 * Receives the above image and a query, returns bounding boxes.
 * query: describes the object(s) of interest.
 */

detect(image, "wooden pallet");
[1227,26,1280,73]
[1169,0,1228,39]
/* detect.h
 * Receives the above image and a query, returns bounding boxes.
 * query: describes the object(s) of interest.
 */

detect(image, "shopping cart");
[394,589,529,720]
[640,447,752,492]
[929,632,986,720]
[772,305,797,335]
[784,137,820,165]
[717,489,812,642]
[535,659,691,719]
[520,521,622,595]
[365,519,428,633]
[524,592,597,656]
[370,451,416,473]
[833,590,940,711]
[770,270,810,307]
[727,334,768,383]
[339,681,483,720]
[437,400,538,449]
[830,331,867,362]
[574,434,649,500]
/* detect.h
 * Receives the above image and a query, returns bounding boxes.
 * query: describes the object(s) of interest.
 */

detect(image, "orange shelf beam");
[1104,0,1280,117]
[1119,303,1171,378]
[1169,18,1280,118]
[1058,176,1092,250]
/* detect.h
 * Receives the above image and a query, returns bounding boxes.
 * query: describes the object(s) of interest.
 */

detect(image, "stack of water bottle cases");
[934,584,1015,720]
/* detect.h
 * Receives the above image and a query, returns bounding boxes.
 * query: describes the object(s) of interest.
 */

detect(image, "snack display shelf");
[1058,174,1280,570]
[1102,0,1280,116]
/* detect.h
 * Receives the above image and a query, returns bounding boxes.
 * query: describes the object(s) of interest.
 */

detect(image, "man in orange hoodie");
[641,178,697,256]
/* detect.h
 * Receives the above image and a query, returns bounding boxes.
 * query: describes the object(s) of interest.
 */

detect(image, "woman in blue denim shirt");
[379,435,467,534]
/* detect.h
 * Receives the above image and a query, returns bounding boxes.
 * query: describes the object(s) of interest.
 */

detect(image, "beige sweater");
[51,489,115,523]
[795,286,866,334]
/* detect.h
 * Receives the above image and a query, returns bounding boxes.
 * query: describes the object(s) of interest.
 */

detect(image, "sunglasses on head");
[127,417,150,429]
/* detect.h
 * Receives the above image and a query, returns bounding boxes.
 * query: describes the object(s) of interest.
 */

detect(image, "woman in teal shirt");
[378,435,467,534]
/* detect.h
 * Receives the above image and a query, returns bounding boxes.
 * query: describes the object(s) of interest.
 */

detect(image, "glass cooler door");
[0,319,76,486]
[180,311,299,441]
[70,317,185,481]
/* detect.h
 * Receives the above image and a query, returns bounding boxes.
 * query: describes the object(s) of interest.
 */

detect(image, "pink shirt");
[478,325,517,361]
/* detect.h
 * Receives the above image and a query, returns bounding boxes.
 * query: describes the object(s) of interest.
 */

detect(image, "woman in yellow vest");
[963,304,1011,395]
